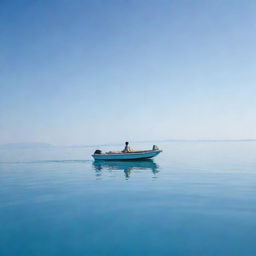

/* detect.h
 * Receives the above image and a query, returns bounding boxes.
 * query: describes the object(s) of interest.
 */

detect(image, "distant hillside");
[0,143,55,149]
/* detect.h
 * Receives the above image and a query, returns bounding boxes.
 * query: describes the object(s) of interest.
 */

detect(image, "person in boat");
[122,141,132,153]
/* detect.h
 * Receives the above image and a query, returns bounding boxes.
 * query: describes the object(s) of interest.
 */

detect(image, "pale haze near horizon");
[0,0,255,146]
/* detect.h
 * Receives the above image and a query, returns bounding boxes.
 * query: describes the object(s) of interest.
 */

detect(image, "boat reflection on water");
[93,159,159,179]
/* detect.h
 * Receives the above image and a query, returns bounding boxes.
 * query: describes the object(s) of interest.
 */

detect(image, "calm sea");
[0,142,256,256]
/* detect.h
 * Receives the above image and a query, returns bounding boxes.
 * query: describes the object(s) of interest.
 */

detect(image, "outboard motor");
[94,149,102,154]
[152,145,159,150]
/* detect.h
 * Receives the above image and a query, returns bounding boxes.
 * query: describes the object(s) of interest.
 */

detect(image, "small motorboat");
[92,145,162,161]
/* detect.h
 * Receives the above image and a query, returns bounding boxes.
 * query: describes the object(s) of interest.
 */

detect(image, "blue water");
[0,142,256,256]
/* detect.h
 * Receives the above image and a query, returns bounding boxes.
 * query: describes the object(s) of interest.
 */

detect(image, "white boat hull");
[92,150,162,161]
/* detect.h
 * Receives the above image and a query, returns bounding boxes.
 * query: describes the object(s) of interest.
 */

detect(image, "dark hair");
[125,141,129,145]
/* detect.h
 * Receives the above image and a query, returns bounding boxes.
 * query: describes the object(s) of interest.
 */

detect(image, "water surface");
[0,142,256,255]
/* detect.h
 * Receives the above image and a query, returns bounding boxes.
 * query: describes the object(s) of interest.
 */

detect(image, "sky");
[0,0,256,145]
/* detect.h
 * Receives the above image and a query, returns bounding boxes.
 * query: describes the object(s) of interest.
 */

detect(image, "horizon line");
[1,139,256,148]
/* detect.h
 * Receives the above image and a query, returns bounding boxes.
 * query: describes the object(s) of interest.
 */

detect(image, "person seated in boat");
[122,141,132,153]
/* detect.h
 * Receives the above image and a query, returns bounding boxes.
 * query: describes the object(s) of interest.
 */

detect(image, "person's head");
[125,141,129,145]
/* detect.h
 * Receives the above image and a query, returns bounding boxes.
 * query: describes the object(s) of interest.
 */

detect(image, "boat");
[92,145,162,161]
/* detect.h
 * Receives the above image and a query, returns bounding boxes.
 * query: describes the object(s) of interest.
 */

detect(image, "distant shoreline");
[0,139,256,149]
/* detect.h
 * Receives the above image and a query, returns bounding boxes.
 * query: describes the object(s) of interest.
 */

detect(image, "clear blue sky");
[0,0,255,145]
